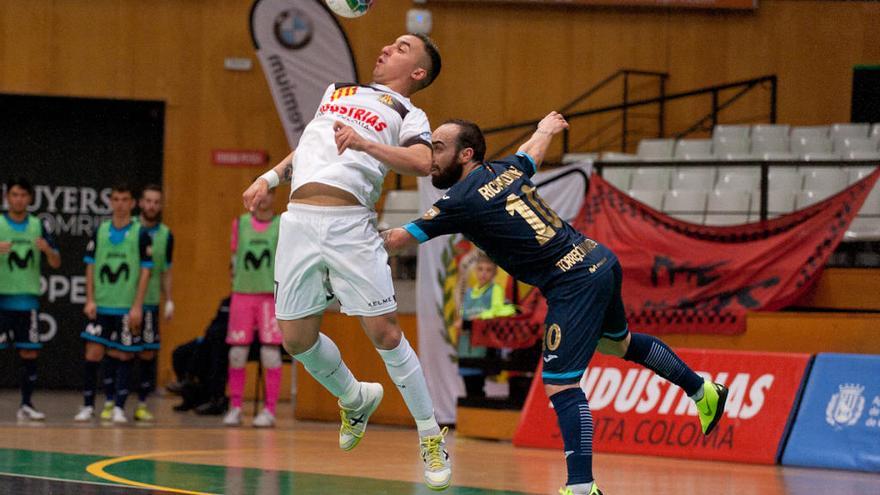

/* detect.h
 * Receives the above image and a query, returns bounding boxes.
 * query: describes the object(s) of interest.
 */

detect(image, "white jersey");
[290,83,431,207]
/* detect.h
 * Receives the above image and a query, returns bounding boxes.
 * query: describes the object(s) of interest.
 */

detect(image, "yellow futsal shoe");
[695,381,729,435]
[338,382,384,451]
[134,403,154,422]
[100,401,114,421]
[558,483,603,495]
[420,427,451,491]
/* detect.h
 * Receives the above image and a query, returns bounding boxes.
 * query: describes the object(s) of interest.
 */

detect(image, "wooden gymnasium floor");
[0,392,878,494]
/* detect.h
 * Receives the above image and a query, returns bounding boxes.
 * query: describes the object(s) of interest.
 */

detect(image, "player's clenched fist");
[536,111,569,136]
[333,121,368,155]
[242,177,270,213]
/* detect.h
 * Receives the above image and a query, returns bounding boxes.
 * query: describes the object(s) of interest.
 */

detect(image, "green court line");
[0,448,534,494]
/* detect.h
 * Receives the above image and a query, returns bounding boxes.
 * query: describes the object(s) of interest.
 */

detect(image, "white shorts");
[274,202,397,319]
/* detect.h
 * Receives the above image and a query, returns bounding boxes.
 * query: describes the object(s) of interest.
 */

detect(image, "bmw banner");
[250,0,359,148]
[782,353,880,472]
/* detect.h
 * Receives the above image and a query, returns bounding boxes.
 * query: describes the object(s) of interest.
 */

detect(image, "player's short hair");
[411,33,441,90]
[444,119,486,163]
[142,183,163,195]
[111,183,134,196]
[6,177,34,197]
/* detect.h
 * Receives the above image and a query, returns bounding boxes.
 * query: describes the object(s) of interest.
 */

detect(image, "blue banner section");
[782,353,880,472]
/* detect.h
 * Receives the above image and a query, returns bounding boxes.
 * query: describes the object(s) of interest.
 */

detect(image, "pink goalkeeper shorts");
[226,293,282,346]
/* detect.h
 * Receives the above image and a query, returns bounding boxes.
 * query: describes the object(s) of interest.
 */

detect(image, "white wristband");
[259,170,280,188]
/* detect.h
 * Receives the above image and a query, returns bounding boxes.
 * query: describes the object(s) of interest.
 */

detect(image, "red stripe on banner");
[513,350,811,464]
[570,168,880,335]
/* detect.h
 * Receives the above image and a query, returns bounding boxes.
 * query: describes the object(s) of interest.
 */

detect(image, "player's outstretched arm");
[516,111,569,169]
[242,150,295,212]
[333,121,431,176]
[381,228,419,254]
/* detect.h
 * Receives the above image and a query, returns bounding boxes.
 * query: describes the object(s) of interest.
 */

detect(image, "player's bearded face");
[431,150,463,190]
[139,191,162,221]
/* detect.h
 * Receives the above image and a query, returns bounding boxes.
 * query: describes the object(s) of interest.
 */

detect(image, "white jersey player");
[242,34,451,490]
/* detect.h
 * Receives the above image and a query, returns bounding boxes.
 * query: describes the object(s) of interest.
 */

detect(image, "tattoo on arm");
[282,162,293,182]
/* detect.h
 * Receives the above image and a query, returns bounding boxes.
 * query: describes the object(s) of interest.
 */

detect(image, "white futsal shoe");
[17,404,46,421]
[252,408,276,428]
[223,407,242,426]
[338,382,384,451]
[111,406,128,424]
[420,427,451,490]
[74,406,95,422]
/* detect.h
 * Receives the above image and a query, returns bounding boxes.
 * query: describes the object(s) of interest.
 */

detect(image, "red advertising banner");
[513,349,811,464]
[571,169,880,335]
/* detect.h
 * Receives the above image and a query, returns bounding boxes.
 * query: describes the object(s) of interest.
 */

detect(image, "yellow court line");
[86,449,258,495]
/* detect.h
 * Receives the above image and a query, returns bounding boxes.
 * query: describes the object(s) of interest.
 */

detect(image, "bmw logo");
[274,9,313,50]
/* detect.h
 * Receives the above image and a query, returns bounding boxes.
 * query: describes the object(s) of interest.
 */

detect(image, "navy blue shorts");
[81,313,141,352]
[0,310,42,350]
[541,261,629,385]
[135,308,160,350]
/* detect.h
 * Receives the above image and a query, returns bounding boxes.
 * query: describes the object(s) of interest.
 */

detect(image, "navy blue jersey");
[405,153,615,290]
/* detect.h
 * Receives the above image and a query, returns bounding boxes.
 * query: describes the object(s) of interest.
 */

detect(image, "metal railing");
[484,74,777,160]
[484,69,668,159]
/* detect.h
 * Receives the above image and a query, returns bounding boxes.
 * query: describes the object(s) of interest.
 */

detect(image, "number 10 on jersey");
[505,185,562,245]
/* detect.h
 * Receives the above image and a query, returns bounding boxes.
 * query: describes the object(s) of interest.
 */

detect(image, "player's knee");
[260,345,282,368]
[361,314,402,350]
[229,346,249,368]
[113,350,134,362]
[597,333,630,358]
[282,332,317,356]
[18,349,38,360]
[84,343,105,362]
[544,382,580,398]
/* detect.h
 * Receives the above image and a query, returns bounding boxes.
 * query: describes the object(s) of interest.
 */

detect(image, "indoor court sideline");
[1,392,879,495]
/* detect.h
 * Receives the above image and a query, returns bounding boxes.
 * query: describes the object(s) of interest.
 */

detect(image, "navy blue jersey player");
[383,112,729,495]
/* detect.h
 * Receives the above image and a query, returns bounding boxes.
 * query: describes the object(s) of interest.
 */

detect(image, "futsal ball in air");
[326,0,373,18]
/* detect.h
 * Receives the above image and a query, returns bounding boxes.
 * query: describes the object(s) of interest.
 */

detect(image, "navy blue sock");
[138,358,156,402]
[103,357,118,402]
[115,359,133,408]
[83,360,99,407]
[549,387,593,486]
[20,359,37,407]
[623,333,703,396]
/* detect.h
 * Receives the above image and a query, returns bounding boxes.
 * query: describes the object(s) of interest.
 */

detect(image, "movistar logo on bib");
[7,249,35,270]
[100,264,131,284]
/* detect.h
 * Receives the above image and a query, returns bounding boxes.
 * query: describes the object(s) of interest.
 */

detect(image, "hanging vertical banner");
[416,161,592,424]
[250,0,359,148]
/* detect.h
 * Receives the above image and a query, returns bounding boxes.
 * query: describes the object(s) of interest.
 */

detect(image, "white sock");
[292,333,361,407]
[376,335,440,437]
